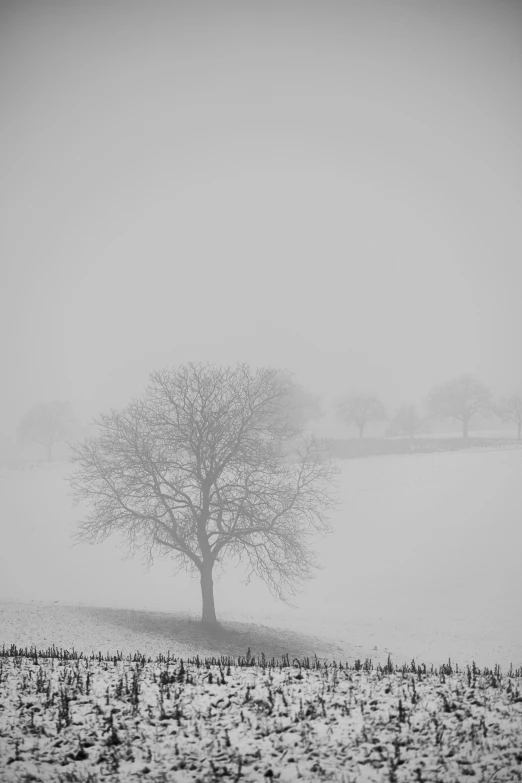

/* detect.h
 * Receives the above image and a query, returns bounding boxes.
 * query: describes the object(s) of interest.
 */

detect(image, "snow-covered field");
[0,448,521,669]
[1,647,521,782]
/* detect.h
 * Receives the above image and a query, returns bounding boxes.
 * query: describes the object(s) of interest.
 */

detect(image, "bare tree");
[69,363,339,628]
[337,393,386,440]
[427,374,492,439]
[273,371,322,432]
[496,392,522,441]
[17,401,74,462]
[386,404,427,441]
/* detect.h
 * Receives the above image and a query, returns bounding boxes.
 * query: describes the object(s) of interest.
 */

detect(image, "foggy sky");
[2,0,522,438]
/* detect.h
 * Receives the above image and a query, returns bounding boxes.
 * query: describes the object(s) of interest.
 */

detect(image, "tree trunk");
[518,421,521,441]
[462,418,469,440]
[200,563,218,627]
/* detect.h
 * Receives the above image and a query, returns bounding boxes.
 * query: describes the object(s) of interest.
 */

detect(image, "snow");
[0,649,521,782]
[0,601,379,666]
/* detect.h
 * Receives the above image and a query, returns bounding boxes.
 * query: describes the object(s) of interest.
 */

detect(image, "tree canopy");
[70,363,338,626]
[273,371,322,432]
[337,393,386,440]
[17,401,74,462]
[496,392,522,440]
[386,404,426,440]
[427,374,492,438]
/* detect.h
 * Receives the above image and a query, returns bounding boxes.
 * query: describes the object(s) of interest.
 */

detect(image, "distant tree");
[386,404,426,441]
[337,393,387,440]
[427,374,492,439]
[17,401,75,462]
[70,363,339,628]
[496,392,522,441]
[273,371,322,432]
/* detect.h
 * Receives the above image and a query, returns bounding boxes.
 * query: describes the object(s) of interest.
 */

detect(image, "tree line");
[15,373,522,466]
[337,374,522,441]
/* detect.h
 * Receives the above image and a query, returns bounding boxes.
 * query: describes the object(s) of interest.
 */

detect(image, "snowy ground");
[0,448,521,670]
[0,601,378,667]
[1,648,521,783]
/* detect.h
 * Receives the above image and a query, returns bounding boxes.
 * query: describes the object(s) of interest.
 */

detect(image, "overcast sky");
[2,0,521,438]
